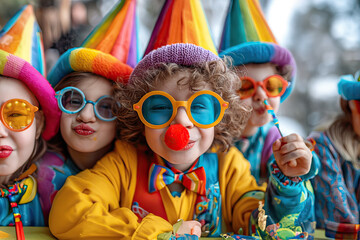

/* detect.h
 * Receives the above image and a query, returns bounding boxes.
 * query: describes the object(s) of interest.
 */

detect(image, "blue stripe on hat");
[338,74,360,100]
[219,42,275,66]
[48,49,74,87]
[220,42,296,103]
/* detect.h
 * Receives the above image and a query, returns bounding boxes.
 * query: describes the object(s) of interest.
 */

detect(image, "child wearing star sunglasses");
[49,43,316,239]
[308,71,360,237]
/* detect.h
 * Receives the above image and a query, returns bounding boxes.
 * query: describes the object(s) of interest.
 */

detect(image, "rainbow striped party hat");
[219,0,277,51]
[48,0,135,87]
[82,0,139,67]
[0,4,46,76]
[144,0,217,56]
[219,0,296,102]
[0,5,60,140]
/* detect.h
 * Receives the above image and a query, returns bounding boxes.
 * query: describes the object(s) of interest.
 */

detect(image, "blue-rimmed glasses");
[55,87,118,121]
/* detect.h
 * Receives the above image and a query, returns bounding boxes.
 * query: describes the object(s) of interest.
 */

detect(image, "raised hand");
[272,133,312,177]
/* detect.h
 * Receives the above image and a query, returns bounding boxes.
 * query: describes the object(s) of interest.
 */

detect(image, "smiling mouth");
[181,141,195,150]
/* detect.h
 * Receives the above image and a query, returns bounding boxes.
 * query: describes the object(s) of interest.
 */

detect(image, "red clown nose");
[164,124,189,151]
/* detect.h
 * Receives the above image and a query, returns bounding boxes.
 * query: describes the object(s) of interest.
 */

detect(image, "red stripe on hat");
[92,53,132,83]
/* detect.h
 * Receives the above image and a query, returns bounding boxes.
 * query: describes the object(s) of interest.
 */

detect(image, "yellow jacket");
[49,140,266,239]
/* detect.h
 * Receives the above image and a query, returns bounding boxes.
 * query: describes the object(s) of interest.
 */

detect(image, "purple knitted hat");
[130,43,219,80]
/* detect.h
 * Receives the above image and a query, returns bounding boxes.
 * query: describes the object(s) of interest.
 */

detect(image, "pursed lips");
[0,145,13,158]
[254,107,266,115]
[73,124,95,136]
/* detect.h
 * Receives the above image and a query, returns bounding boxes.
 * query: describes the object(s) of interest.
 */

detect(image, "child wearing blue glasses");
[36,50,132,223]
[49,43,315,239]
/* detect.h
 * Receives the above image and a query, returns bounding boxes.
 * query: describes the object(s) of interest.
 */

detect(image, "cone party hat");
[144,0,217,56]
[0,4,46,76]
[219,0,296,102]
[0,5,60,140]
[48,0,135,87]
[219,0,277,52]
[82,0,139,67]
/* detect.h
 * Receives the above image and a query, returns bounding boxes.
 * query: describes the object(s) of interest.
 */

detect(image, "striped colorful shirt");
[36,151,80,224]
[234,122,280,184]
[309,131,360,231]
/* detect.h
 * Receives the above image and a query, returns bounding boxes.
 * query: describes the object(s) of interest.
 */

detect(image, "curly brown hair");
[115,58,251,152]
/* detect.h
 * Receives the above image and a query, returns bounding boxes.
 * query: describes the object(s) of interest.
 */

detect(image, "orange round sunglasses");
[238,75,288,99]
[0,99,38,132]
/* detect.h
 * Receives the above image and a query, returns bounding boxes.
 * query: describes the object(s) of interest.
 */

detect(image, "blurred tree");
[279,0,360,134]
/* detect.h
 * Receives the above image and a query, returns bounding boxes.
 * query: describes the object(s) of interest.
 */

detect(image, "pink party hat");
[82,0,138,67]
[144,0,217,56]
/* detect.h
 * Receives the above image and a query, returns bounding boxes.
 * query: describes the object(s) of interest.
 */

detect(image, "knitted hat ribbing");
[130,43,219,80]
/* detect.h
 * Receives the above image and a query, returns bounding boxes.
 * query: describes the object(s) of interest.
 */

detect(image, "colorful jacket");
[0,174,44,227]
[309,131,360,231]
[48,140,316,239]
[234,122,280,184]
[36,151,80,224]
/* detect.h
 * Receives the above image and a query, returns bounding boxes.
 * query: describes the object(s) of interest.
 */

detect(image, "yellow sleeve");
[49,140,173,240]
[219,146,267,235]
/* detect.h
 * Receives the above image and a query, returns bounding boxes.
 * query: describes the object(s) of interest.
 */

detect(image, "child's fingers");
[279,133,303,143]
[190,225,202,237]
[277,149,309,165]
[288,160,297,167]
[178,220,201,236]
[280,141,307,154]
[272,139,282,152]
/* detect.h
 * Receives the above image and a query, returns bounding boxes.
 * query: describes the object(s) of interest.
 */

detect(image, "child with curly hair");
[49,43,315,239]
